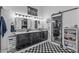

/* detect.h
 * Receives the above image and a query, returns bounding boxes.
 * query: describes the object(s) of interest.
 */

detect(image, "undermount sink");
[28,30,40,32]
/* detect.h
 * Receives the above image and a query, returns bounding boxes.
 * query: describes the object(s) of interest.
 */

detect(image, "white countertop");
[15,30,47,35]
[8,30,47,37]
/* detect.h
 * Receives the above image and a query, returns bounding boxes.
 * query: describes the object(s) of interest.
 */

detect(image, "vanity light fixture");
[15,12,44,20]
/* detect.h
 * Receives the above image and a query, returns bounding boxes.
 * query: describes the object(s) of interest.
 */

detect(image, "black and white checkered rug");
[24,42,76,53]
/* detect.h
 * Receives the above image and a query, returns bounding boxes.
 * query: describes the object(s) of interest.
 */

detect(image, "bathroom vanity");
[16,30,48,51]
[7,30,48,52]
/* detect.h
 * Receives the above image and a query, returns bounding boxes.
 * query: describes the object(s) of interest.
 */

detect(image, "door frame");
[51,12,63,47]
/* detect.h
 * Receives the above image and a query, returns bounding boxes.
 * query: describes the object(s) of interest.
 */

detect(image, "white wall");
[42,6,77,18]
[63,9,79,27]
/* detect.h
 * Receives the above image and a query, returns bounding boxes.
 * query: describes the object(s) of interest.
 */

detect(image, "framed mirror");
[27,6,38,16]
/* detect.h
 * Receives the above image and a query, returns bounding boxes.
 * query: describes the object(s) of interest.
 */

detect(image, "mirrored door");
[51,14,62,45]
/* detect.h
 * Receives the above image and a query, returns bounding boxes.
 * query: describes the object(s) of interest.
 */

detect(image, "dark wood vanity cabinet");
[16,33,30,50]
[32,32,37,44]
[16,31,48,50]
[44,31,48,40]
[29,33,34,44]
[29,32,42,45]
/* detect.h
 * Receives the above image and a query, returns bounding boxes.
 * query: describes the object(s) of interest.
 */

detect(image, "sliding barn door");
[51,13,62,45]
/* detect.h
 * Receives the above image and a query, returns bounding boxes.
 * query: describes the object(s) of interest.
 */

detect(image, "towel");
[0,16,7,37]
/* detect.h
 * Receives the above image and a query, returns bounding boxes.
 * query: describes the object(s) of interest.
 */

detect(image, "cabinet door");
[29,33,34,44]
[33,32,36,43]
[44,31,48,40]
[35,32,39,43]
[16,34,23,46]
[37,32,41,42]
[25,33,30,44]
[42,31,45,41]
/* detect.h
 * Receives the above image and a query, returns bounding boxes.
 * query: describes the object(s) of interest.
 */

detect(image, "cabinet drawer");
[8,36,16,51]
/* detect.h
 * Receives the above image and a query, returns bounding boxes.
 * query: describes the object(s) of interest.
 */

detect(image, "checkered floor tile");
[24,42,76,53]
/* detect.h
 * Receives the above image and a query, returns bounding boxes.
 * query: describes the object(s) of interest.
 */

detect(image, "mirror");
[15,17,27,31]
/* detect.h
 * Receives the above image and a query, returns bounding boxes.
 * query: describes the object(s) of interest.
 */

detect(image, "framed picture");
[27,6,38,16]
